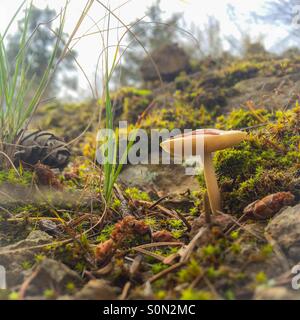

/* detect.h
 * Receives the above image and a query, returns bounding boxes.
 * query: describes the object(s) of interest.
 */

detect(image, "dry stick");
[217,210,265,241]
[224,211,248,236]
[180,227,208,263]
[148,195,169,209]
[130,255,143,276]
[119,281,131,300]
[148,262,185,284]
[133,242,183,250]
[114,185,131,217]
[18,266,41,300]
[265,233,290,272]
[133,247,165,262]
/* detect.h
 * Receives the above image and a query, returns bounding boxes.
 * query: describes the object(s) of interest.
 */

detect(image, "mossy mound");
[195,106,300,214]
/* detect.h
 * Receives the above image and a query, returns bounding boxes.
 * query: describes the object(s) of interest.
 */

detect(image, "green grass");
[0,1,65,150]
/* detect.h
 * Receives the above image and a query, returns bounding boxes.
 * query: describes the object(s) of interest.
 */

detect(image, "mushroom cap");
[160,129,247,156]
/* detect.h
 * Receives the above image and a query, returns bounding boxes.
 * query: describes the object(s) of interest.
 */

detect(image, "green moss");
[0,169,33,186]
[197,106,300,214]
[43,289,56,299]
[143,217,158,228]
[125,187,150,201]
[255,271,268,284]
[181,288,213,300]
[21,261,33,270]
[96,224,114,243]
[167,219,184,229]
[216,108,270,130]
[202,244,221,258]
[65,282,76,294]
[8,292,19,300]
[143,102,213,131]
[151,262,169,274]
[177,259,202,282]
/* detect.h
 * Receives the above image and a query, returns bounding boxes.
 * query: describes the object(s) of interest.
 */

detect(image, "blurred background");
[1,0,300,99]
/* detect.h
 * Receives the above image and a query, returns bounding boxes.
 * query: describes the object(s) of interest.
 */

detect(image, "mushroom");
[161,129,248,214]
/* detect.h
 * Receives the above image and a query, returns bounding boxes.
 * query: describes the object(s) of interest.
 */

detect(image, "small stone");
[74,279,118,300]
[26,230,53,242]
[265,204,300,256]
[28,258,82,296]
[38,219,61,236]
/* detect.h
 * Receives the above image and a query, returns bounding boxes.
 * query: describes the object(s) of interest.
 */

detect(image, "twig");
[130,255,143,276]
[148,195,169,209]
[180,227,208,263]
[133,242,183,250]
[19,266,41,300]
[119,281,131,300]
[148,262,185,283]
[175,210,191,232]
[133,247,165,262]
[217,210,265,241]
[114,184,131,217]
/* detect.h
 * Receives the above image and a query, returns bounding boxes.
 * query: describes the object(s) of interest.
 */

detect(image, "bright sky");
[0,0,294,98]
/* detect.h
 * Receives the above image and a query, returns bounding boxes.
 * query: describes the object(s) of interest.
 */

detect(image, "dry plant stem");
[119,281,131,300]
[114,185,131,217]
[203,153,221,215]
[180,227,208,263]
[133,247,165,262]
[19,266,41,300]
[133,242,183,250]
[130,255,143,275]
[148,195,169,209]
[148,262,185,284]
[175,210,191,231]
[217,210,265,241]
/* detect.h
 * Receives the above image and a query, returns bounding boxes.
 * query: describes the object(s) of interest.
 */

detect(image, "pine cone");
[243,191,295,220]
[14,130,70,170]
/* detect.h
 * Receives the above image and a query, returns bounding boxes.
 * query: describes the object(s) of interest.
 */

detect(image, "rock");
[243,192,295,220]
[265,204,300,259]
[254,286,300,300]
[27,258,82,296]
[0,231,53,288]
[38,219,62,236]
[119,164,199,196]
[140,43,190,82]
[74,279,118,300]
[26,230,53,242]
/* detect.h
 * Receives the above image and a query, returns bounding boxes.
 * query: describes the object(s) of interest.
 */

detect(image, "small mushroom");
[161,129,247,214]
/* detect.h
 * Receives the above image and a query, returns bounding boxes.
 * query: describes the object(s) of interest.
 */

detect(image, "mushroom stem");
[203,153,221,214]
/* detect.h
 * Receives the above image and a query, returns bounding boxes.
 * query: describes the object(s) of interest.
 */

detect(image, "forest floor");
[0,53,300,300]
